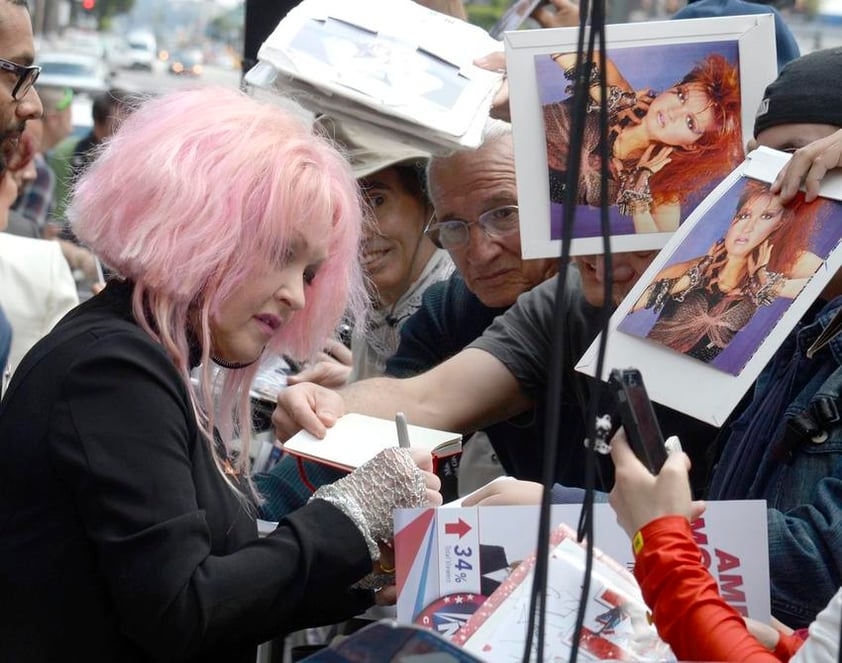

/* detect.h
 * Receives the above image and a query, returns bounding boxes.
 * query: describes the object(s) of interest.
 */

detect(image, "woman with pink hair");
[0,88,441,662]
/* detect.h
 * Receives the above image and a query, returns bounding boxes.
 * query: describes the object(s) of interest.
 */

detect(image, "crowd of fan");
[1,0,842,660]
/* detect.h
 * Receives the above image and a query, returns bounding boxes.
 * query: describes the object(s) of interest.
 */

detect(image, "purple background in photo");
[534,40,740,241]
[618,178,842,375]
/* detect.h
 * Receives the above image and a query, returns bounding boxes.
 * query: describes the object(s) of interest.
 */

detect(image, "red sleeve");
[633,516,783,663]
[774,632,804,661]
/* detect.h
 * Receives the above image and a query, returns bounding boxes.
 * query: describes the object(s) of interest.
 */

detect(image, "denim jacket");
[708,296,842,628]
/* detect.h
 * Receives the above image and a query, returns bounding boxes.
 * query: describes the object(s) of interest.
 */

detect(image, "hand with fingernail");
[770,128,842,204]
[608,429,706,539]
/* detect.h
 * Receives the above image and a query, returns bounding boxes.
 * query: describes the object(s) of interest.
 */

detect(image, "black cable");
[520,0,612,658]
[520,0,612,657]
[520,1,590,656]
[569,7,613,662]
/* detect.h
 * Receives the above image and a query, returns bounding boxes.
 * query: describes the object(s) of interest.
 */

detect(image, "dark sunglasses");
[0,57,41,100]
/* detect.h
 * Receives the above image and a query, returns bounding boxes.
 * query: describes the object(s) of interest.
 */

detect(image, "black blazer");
[0,281,373,662]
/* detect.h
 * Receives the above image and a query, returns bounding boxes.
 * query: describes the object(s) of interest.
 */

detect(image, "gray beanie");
[754,47,842,137]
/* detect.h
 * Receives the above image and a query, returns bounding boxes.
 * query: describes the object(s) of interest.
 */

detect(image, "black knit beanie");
[754,47,842,137]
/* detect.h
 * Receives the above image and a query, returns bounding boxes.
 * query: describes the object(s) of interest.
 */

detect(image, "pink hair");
[69,87,367,498]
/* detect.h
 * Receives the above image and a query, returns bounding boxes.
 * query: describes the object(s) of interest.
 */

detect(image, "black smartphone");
[608,368,668,474]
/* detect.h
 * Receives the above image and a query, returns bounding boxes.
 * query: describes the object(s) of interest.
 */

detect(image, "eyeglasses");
[0,57,41,101]
[424,205,520,250]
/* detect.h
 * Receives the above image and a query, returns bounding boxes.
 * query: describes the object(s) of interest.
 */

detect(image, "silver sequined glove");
[311,447,428,561]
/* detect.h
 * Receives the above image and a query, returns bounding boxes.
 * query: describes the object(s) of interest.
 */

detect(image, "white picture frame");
[505,15,776,258]
[576,147,842,426]
[253,0,503,151]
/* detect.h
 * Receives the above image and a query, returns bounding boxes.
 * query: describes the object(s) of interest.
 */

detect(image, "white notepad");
[282,412,462,472]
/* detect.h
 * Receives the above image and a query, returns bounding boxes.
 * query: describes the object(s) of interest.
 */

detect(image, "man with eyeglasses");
[0,0,43,395]
[421,122,556,310]
[382,121,559,487]
[0,0,42,173]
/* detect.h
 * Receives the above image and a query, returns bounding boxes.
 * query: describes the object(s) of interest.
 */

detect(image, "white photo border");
[505,15,776,258]
[575,147,842,426]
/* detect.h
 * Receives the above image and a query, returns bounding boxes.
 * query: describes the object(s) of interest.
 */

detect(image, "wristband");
[632,530,645,555]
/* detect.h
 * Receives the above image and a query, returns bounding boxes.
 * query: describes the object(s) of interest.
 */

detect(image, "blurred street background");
[30,0,842,105]
[26,0,842,135]
[20,0,842,301]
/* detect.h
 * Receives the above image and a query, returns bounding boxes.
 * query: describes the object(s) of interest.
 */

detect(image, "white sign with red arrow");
[436,509,481,596]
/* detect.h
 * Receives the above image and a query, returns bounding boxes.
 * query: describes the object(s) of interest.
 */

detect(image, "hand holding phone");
[608,368,668,474]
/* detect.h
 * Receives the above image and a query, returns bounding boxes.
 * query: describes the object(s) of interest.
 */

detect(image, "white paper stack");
[245,0,504,155]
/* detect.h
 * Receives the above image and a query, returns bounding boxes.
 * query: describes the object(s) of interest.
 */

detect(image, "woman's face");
[210,216,330,364]
[645,84,717,148]
[724,192,785,258]
[361,167,433,307]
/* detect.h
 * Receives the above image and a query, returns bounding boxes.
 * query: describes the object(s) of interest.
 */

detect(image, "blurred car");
[99,33,134,72]
[168,50,203,76]
[37,51,110,95]
[65,29,107,60]
[70,94,94,141]
[125,31,157,71]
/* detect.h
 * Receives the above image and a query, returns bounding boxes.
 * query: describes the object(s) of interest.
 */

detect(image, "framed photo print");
[505,15,777,257]
[576,147,842,426]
